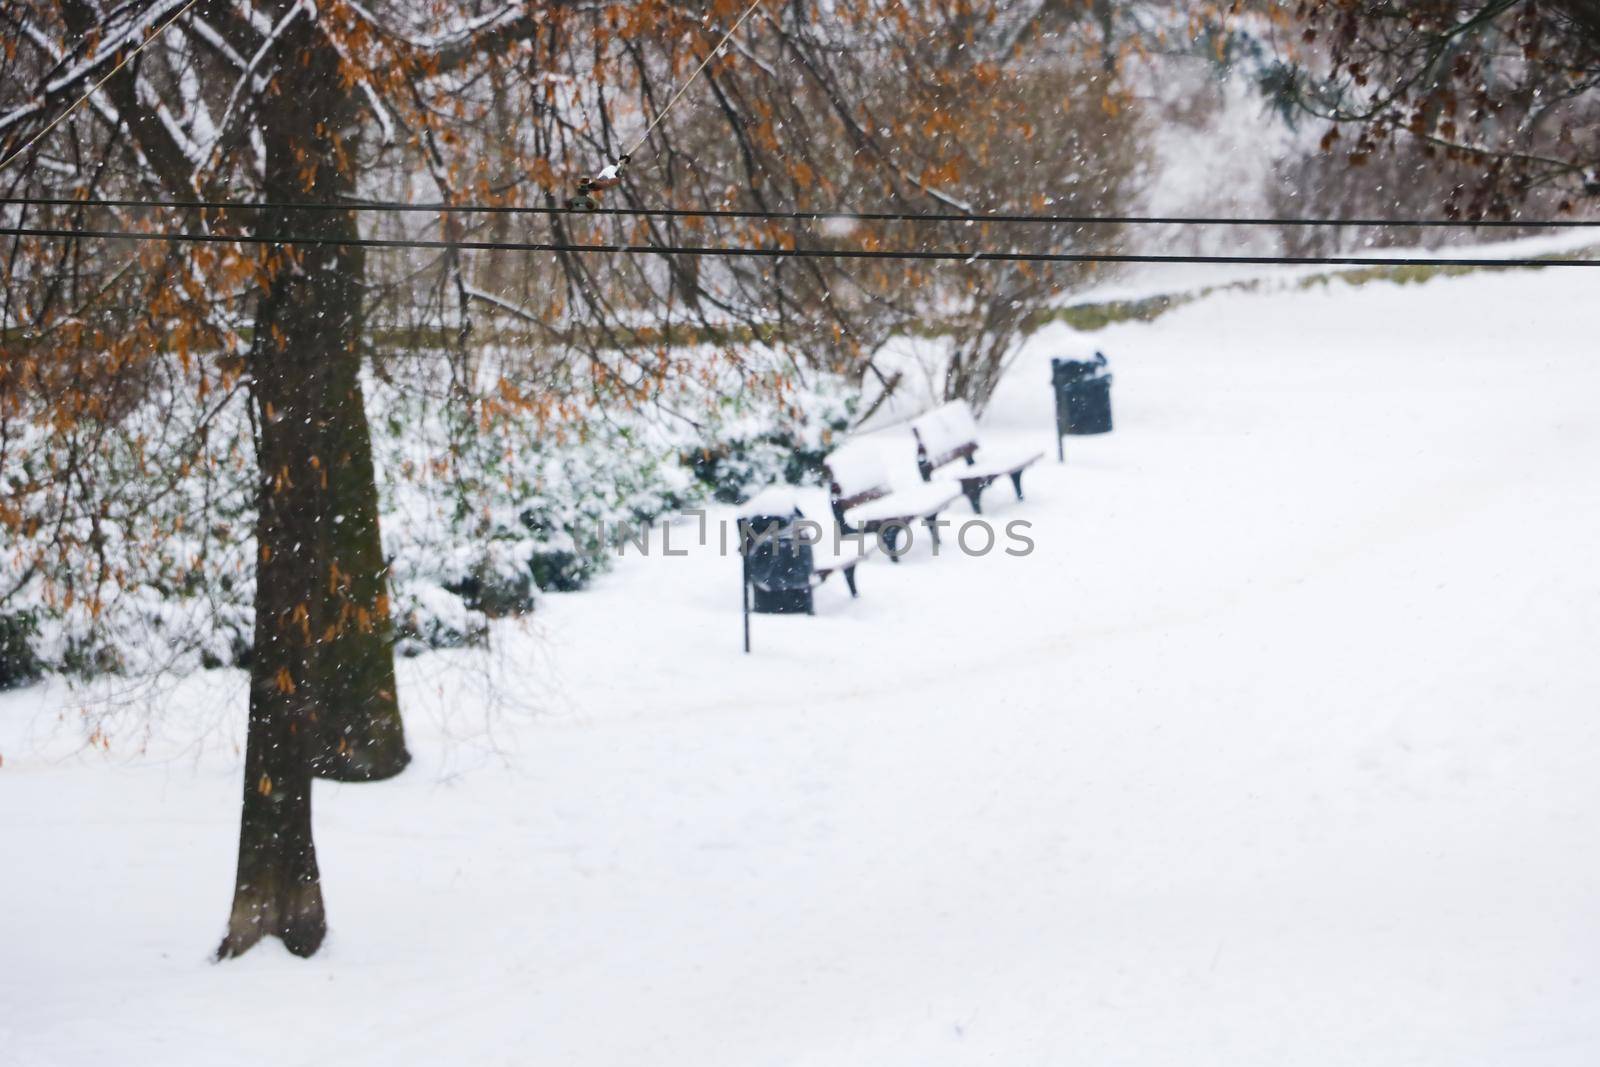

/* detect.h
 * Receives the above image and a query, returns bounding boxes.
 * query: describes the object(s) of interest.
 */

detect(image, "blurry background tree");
[1261,0,1600,219]
[414,0,1153,415]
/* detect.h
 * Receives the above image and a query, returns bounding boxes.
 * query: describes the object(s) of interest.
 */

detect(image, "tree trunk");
[218,15,408,959]
[943,273,1036,415]
[216,692,324,958]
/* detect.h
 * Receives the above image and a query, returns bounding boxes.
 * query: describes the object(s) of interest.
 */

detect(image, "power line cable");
[4,223,1598,268]
[3,194,1598,229]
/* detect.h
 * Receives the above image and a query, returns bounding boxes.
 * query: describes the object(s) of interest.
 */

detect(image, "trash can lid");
[1052,351,1110,383]
[737,485,808,519]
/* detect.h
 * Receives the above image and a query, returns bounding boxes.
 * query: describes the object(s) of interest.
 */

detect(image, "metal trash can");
[741,511,815,617]
[1051,351,1113,460]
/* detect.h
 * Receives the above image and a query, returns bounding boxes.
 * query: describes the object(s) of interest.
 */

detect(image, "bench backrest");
[910,401,980,480]
[822,443,890,522]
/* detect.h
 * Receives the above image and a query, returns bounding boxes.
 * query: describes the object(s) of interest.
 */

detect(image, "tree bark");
[244,213,409,782]
[216,691,324,958]
[218,13,407,959]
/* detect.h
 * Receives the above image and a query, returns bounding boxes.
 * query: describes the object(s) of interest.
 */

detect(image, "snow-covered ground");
[4,266,1599,1065]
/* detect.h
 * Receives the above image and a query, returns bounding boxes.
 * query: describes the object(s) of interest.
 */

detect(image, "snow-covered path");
[4,268,1599,1065]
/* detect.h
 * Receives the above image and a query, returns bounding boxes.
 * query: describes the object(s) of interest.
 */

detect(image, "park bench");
[824,442,962,561]
[910,400,1043,514]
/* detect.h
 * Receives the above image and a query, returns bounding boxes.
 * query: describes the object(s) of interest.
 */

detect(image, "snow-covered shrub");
[0,372,258,683]
[2,339,862,684]
[392,580,490,659]
[0,611,43,690]
[372,372,698,644]
[680,383,858,503]
[372,345,856,639]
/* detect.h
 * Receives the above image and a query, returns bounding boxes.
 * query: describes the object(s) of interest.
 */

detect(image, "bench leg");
[1010,470,1025,501]
[882,524,902,562]
[923,516,942,551]
[843,565,858,598]
[963,481,984,515]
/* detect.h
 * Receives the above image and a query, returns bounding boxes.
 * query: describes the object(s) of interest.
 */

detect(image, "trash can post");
[741,522,752,654]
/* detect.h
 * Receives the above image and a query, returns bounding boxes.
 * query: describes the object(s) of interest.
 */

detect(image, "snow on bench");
[910,401,1043,514]
[824,442,962,561]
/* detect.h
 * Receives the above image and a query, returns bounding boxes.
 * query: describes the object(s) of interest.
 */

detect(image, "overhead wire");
[2,194,1598,229]
[3,223,1598,268]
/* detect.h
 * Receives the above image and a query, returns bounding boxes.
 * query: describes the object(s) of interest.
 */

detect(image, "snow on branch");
[462,284,543,325]
[137,82,208,169]
[180,14,253,72]
[36,0,193,97]
[320,26,396,147]
[196,0,309,180]
[342,0,530,52]
[7,20,166,182]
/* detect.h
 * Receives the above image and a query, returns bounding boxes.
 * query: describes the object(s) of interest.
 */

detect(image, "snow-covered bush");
[0,611,42,690]
[1,341,861,683]
[368,341,857,653]
[679,384,858,503]
[376,384,698,655]
[0,371,258,682]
